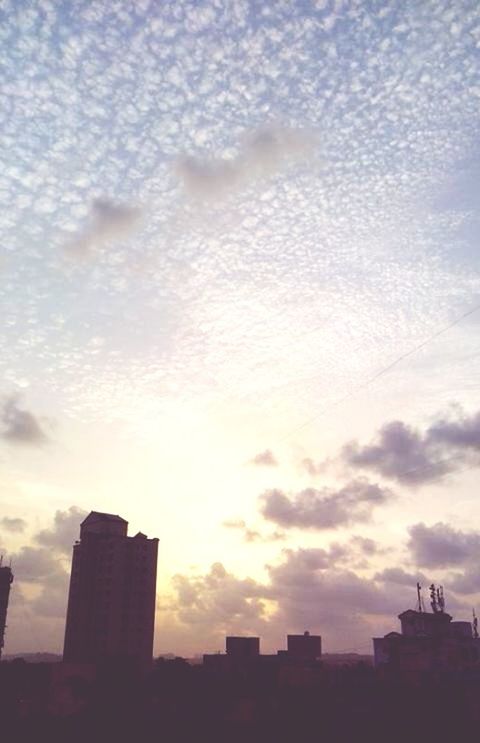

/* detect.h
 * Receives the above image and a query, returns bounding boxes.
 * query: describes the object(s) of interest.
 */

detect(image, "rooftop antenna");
[416,582,424,612]
[430,584,438,613]
[437,586,445,613]
[473,609,479,639]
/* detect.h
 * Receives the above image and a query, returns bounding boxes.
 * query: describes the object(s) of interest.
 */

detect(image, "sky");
[1,0,480,657]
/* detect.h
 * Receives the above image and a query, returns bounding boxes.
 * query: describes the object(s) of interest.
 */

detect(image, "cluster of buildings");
[1,511,480,681]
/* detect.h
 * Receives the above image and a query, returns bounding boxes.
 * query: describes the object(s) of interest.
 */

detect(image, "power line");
[281,300,480,442]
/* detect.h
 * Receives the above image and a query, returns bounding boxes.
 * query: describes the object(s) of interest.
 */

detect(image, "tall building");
[0,558,14,661]
[63,511,158,667]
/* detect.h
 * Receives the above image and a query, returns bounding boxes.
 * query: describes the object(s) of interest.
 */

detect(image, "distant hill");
[2,653,62,663]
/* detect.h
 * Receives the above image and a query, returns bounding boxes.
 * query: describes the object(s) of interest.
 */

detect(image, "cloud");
[35,506,87,555]
[168,546,414,652]
[301,457,328,476]
[349,536,380,556]
[1,395,49,446]
[12,545,64,582]
[8,506,86,621]
[408,522,480,568]
[0,517,26,533]
[222,518,285,543]
[251,449,278,466]
[171,562,271,643]
[342,408,480,486]
[65,198,142,258]
[259,479,393,530]
[175,125,317,199]
[374,567,428,586]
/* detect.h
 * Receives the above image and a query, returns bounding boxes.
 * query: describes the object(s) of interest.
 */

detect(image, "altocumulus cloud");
[1,395,48,446]
[342,408,480,485]
[259,479,393,530]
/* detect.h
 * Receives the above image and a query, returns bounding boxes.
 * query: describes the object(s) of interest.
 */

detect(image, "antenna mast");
[473,609,479,639]
[430,584,438,613]
[437,586,445,613]
[416,582,424,612]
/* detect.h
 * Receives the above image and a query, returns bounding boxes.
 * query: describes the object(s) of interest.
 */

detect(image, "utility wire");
[281,300,480,443]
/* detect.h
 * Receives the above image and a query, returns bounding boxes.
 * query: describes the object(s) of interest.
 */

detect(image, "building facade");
[63,511,158,667]
[0,560,14,661]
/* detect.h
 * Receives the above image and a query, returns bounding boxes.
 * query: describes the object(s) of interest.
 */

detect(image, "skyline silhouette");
[1,0,480,662]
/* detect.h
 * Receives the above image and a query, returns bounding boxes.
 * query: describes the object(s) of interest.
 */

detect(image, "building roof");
[81,511,128,525]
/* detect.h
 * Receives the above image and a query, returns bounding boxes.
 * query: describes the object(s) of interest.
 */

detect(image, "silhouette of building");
[226,636,260,658]
[0,559,13,661]
[286,631,322,660]
[63,511,158,667]
[373,583,480,676]
[203,631,323,682]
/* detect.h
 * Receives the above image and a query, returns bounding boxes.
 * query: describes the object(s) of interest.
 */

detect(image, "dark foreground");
[1,658,480,743]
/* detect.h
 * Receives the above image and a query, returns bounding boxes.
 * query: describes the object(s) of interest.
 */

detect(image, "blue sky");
[1,0,480,656]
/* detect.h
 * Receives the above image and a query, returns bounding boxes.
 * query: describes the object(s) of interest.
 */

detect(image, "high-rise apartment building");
[63,511,158,667]
[0,558,14,661]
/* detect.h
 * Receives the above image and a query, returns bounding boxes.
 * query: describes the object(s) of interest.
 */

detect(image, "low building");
[226,636,260,658]
[203,631,323,684]
[286,631,322,660]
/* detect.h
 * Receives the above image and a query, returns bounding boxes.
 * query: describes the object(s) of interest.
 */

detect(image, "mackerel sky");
[1,0,480,656]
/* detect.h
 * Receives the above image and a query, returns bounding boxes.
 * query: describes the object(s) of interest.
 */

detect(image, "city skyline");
[1,0,480,658]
